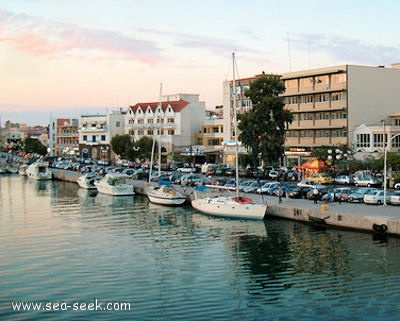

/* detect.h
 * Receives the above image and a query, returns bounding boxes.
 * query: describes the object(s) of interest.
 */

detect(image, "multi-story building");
[195,107,224,163]
[282,64,400,165]
[128,94,205,160]
[78,109,126,163]
[49,118,79,157]
[223,64,400,166]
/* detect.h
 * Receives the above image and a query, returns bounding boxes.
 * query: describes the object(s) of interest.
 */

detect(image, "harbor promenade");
[51,168,400,236]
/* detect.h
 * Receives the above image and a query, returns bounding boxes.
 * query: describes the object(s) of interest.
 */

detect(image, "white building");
[127,94,205,157]
[353,114,400,160]
[78,109,126,163]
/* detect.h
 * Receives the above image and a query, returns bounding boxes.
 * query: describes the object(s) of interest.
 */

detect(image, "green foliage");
[237,73,293,165]
[133,136,157,161]
[23,137,47,155]
[110,134,134,160]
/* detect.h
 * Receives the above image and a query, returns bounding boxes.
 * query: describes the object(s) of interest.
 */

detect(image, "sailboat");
[191,53,268,220]
[147,84,187,206]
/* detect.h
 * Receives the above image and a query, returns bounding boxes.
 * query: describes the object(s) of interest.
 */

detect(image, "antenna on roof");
[287,32,292,72]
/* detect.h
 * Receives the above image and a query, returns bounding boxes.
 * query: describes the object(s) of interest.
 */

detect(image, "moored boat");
[25,162,52,180]
[94,173,135,196]
[147,181,187,206]
[77,172,100,189]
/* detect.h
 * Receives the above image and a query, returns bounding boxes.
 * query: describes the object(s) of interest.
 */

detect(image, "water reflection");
[3,176,400,320]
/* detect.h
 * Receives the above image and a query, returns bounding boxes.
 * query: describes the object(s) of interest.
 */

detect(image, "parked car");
[347,187,377,203]
[297,179,319,188]
[256,181,279,194]
[268,170,279,180]
[180,174,203,186]
[238,180,256,192]
[307,173,333,185]
[390,192,400,205]
[321,187,353,202]
[334,174,354,185]
[306,187,330,200]
[363,189,392,205]
[287,186,312,199]
[243,181,263,193]
[354,176,382,187]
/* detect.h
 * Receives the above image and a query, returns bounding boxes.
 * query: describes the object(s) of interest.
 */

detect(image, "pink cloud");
[0,9,162,65]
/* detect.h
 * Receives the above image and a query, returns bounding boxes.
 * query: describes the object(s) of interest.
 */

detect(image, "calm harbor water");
[1,175,400,321]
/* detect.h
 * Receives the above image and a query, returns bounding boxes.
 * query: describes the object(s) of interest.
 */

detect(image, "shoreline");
[50,168,400,237]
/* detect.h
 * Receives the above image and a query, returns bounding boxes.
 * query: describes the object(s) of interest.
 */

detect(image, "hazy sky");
[1,0,400,125]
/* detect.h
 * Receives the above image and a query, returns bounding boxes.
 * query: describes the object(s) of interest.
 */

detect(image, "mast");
[157,83,162,177]
[232,52,240,199]
[149,83,163,183]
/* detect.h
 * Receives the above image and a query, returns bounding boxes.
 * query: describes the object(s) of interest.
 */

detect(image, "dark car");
[306,187,330,200]
[288,186,312,199]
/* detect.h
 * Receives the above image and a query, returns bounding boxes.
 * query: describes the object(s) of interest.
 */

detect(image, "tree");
[238,72,293,166]
[133,136,157,161]
[24,137,47,155]
[110,134,134,160]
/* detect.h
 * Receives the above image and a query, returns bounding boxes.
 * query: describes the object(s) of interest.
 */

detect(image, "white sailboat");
[191,53,268,220]
[147,83,187,206]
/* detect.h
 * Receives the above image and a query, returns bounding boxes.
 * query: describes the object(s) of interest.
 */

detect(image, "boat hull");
[26,163,52,180]
[191,196,267,220]
[148,193,186,206]
[147,185,187,206]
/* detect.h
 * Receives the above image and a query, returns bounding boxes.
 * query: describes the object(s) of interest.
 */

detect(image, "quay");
[51,169,400,236]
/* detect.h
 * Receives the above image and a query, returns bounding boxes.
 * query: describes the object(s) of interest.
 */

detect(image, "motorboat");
[25,162,52,180]
[147,181,187,206]
[18,164,28,176]
[77,172,99,189]
[94,173,135,196]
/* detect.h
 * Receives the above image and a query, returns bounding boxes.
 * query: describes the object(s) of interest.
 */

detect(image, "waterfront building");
[195,107,224,163]
[128,93,205,161]
[78,109,126,164]
[353,114,400,159]
[49,118,79,158]
[222,64,400,167]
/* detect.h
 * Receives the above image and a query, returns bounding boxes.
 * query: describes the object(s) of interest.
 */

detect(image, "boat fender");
[372,223,388,234]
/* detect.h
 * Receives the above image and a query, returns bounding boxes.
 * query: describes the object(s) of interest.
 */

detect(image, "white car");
[297,179,324,189]
[390,192,400,205]
[256,181,280,194]
[395,183,400,190]
[363,189,391,205]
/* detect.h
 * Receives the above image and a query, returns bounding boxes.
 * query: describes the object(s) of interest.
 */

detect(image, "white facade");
[78,109,126,161]
[127,93,205,154]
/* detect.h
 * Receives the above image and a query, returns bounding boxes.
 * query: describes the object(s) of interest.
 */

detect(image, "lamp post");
[383,133,400,205]
[327,148,344,201]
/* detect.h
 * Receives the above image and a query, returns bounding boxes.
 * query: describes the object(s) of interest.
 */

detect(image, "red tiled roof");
[130,99,189,113]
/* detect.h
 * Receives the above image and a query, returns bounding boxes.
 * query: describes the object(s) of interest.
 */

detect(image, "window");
[167,118,175,123]
[374,134,387,147]
[148,119,154,124]
[356,134,370,147]
[392,135,400,148]
[167,130,174,135]
[138,119,144,124]
[101,135,106,141]
[92,135,96,142]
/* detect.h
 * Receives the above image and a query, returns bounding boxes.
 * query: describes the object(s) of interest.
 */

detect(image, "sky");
[1,0,400,125]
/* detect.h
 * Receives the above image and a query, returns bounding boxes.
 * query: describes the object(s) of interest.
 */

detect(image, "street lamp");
[327,148,344,201]
[383,133,400,205]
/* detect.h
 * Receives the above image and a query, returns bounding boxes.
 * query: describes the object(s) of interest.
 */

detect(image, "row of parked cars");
[236,177,400,205]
